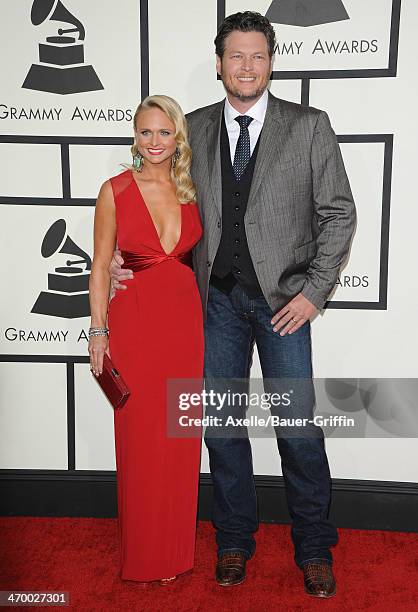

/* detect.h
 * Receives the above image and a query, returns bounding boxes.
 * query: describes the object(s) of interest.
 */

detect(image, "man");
[112,11,356,598]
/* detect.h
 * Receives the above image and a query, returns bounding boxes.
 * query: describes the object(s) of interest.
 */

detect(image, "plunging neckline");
[130,172,183,256]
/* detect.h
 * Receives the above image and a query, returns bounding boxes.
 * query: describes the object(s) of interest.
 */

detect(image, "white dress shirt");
[223,88,269,164]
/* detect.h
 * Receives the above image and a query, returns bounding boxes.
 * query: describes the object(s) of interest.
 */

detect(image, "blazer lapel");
[246,92,285,212]
[206,101,224,217]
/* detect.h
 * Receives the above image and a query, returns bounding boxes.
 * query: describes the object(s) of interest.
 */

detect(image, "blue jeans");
[204,283,338,568]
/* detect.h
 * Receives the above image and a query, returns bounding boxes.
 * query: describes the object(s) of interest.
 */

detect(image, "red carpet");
[1,518,417,611]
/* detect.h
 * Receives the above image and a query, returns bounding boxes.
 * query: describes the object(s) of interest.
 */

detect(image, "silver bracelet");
[89,327,109,337]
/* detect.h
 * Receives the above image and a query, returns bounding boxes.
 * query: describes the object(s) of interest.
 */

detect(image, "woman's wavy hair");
[131,95,196,204]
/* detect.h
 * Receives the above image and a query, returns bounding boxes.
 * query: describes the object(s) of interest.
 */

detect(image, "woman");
[88,95,204,583]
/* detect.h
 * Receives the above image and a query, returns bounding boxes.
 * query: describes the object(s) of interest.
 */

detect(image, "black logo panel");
[265,0,349,27]
[31,219,92,318]
[22,0,104,95]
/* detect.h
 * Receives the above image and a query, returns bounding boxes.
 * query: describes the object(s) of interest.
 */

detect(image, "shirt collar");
[224,88,269,127]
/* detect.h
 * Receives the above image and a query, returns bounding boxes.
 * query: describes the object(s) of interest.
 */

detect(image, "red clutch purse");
[94,353,130,409]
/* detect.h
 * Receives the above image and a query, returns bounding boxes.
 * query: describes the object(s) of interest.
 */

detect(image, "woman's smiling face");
[134,107,177,166]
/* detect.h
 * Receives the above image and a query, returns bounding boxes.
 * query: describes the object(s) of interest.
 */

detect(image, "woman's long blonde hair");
[131,95,196,204]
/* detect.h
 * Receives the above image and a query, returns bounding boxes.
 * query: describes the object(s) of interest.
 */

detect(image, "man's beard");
[223,79,269,102]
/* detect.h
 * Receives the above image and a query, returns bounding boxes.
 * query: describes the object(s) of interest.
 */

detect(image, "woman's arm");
[88,180,116,375]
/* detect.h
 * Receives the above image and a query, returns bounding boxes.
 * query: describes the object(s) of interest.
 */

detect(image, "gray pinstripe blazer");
[186,91,356,317]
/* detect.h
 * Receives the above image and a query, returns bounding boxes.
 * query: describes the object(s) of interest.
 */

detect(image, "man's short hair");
[215,11,276,58]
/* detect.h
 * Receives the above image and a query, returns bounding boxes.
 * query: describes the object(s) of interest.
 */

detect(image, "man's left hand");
[271,293,318,336]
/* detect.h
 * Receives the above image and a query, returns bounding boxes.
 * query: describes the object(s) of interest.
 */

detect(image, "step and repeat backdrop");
[1,0,417,482]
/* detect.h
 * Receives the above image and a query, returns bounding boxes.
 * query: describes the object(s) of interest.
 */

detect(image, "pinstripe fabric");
[187,92,356,318]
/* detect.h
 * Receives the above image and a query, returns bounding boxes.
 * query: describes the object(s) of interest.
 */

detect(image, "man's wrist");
[301,284,326,310]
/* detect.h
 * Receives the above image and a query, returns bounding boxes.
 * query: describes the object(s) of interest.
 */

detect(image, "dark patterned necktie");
[233,115,253,181]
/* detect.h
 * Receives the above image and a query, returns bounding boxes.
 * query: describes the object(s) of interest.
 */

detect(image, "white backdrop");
[1,0,417,483]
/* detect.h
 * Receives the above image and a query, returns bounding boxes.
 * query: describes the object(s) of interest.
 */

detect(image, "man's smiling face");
[216,30,273,103]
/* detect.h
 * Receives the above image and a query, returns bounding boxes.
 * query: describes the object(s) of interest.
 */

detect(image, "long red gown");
[107,169,204,581]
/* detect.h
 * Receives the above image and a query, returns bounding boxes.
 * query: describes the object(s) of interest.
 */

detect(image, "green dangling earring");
[132,151,144,172]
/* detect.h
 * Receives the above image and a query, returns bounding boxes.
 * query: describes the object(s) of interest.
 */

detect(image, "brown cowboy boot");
[302,562,336,598]
[216,552,247,586]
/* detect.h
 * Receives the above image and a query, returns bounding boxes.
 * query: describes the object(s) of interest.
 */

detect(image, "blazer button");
[234,222,240,228]
[207,260,211,267]
[217,221,221,228]
[234,191,240,197]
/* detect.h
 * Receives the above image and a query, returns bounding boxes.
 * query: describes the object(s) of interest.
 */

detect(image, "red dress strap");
[109,169,132,200]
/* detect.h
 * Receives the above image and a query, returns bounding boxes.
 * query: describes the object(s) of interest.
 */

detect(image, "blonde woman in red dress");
[88,95,204,584]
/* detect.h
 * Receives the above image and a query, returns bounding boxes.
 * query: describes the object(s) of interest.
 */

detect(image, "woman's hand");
[89,335,109,376]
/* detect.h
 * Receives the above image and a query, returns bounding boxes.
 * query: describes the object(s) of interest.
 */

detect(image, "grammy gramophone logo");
[31,219,91,319]
[22,0,103,95]
[266,0,349,27]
